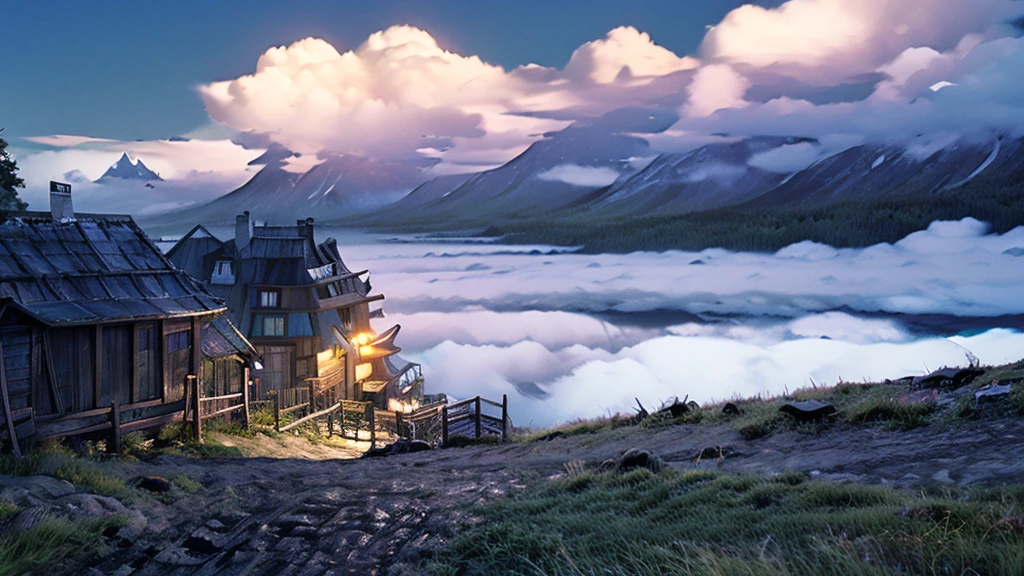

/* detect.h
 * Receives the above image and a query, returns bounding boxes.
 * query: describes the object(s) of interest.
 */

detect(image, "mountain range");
[156,108,1024,241]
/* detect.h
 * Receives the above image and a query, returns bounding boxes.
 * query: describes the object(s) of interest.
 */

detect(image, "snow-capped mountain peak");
[97,152,163,182]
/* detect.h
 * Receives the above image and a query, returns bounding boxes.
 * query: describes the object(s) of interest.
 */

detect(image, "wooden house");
[0,186,258,454]
[167,213,423,411]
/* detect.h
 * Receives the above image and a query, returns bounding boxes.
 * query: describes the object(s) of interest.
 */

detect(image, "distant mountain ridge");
[97,152,162,182]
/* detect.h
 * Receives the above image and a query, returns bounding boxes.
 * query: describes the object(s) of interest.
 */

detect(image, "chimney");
[296,217,315,243]
[235,211,253,250]
[49,181,75,221]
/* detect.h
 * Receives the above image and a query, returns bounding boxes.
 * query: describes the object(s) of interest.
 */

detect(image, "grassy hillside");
[483,174,1024,253]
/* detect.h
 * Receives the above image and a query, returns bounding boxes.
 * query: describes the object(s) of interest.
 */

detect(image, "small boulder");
[615,449,664,474]
[779,400,837,422]
[722,402,741,416]
[975,383,1013,405]
[134,476,172,493]
[912,367,984,389]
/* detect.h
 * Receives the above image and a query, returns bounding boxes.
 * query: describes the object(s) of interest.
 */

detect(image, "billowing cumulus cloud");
[701,0,1023,84]
[684,64,751,118]
[563,26,699,84]
[198,26,700,174]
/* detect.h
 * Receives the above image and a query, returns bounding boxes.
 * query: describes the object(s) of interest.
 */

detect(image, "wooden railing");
[440,395,509,446]
[186,373,250,442]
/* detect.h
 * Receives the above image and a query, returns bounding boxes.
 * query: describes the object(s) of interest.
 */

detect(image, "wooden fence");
[440,395,509,446]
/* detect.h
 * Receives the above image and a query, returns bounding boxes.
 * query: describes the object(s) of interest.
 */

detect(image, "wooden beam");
[0,340,21,456]
[441,405,448,449]
[42,332,65,415]
[502,394,508,443]
[130,324,139,405]
[475,397,482,439]
[94,325,103,409]
[109,400,121,454]
[242,367,250,430]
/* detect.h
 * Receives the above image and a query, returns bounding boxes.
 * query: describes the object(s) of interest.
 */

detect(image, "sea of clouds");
[346,218,1024,425]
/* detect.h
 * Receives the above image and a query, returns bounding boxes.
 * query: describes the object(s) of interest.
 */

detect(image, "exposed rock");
[656,397,700,418]
[134,476,172,493]
[363,438,434,458]
[912,367,984,389]
[975,383,1013,404]
[60,494,147,532]
[722,402,741,415]
[779,400,837,422]
[183,527,224,554]
[899,389,939,405]
[615,449,664,473]
[1,506,49,536]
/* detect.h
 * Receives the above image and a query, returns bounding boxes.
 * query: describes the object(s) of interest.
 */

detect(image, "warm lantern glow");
[357,333,370,345]
[388,398,420,414]
[355,362,372,381]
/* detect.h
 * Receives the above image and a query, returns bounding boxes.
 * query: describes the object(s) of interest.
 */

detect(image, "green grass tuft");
[0,517,125,575]
[426,471,1024,575]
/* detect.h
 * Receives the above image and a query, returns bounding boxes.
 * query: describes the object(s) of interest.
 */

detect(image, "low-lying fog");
[169,218,1024,427]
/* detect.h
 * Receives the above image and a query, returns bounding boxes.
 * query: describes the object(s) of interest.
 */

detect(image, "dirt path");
[73,414,1024,575]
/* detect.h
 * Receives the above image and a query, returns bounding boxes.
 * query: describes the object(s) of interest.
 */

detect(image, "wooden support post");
[189,375,201,441]
[327,412,334,437]
[242,368,251,430]
[0,341,21,457]
[309,381,316,414]
[475,396,482,439]
[272,391,280,432]
[441,405,449,449]
[501,394,508,443]
[109,400,121,454]
[395,411,403,439]
[368,404,376,447]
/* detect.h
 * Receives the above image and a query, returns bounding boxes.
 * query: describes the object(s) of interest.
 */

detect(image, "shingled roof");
[0,211,225,326]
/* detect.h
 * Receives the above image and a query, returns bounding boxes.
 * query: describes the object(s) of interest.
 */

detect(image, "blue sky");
[1,0,778,142]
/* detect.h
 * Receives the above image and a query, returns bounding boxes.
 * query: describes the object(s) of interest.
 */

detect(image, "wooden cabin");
[0,187,257,454]
[167,213,423,411]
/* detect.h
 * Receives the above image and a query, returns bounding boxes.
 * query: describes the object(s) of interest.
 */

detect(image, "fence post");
[242,368,251,430]
[191,375,202,442]
[368,403,376,447]
[308,381,316,414]
[501,394,508,443]
[109,399,121,453]
[395,411,403,439]
[475,396,482,439]
[441,405,449,448]
[327,412,334,437]
[271,391,280,432]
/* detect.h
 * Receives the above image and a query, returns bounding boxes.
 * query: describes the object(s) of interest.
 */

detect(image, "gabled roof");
[0,211,224,326]
[202,316,260,361]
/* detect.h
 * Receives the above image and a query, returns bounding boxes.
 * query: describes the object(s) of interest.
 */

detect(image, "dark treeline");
[483,173,1024,253]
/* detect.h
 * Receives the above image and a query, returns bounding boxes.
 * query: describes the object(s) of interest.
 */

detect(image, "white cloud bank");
[340,220,1024,425]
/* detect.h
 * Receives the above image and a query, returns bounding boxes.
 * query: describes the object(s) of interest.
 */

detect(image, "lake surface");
[156,219,1024,426]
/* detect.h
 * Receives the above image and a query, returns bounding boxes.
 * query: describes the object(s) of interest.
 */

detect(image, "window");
[259,290,279,308]
[211,261,235,285]
[166,330,191,352]
[251,314,285,337]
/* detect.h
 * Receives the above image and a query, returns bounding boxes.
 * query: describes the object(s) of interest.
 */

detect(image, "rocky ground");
[3,399,1024,575]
